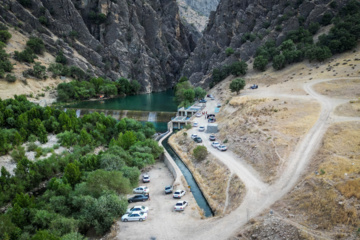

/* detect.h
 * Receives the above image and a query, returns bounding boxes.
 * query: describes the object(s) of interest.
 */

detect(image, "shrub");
[272,54,286,70]
[55,51,67,64]
[193,146,208,161]
[275,25,282,31]
[225,47,234,56]
[308,22,320,35]
[31,62,46,79]
[69,30,78,39]
[26,37,45,55]
[321,13,333,26]
[11,146,25,162]
[18,0,32,8]
[5,74,16,83]
[0,30,12,43]
[27,142,38,151]
[184,124,192,130]
[262,21,271,29]
[14,48,37,63]
[38,16,48,26]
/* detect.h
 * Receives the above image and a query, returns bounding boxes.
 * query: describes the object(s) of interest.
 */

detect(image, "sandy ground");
[114,161,201,240]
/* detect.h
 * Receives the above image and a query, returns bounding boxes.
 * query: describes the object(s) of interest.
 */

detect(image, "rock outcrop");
[0,0,195,92]
[182,0,351,87]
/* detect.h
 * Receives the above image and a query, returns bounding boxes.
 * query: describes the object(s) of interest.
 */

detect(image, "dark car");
[208,118,216,123]
[209,135,216,141]
[207,114,216,119]
[128,194,149,203]
[194,137,202,143]
[199,99,207,103]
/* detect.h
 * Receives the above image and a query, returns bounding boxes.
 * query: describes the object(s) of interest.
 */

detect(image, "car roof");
[174,189,183,192]
[176,201,185,204]
[130,211,142,214]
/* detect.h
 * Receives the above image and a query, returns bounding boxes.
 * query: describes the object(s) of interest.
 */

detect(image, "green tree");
[31,230,60,240]
[79,128,92,146]
[63,163,81,187]
[229,61,248,76]
[229,78,246,95]
[118,131,137,150]
[178,76,188,82]
[129,80,141,95]
[193,146,208,161]
[194,87,206,99]
[253,55,268,71]
[121,166,140,187]
[272,54,286,70]
[55,51,67,65]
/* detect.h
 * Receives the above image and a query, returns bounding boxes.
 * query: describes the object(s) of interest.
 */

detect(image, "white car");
[193,122,198,127]
[191,134,198,139]
[173,190,186,199]
[133,186,149,194]
[196,112,202,117]
[211,141,220,148]
[174,201,188,211]
[217,145,228,151]
[142,174,150,183]
[126,205,149,214]
[198,126,205,132]
[121,211,147,222]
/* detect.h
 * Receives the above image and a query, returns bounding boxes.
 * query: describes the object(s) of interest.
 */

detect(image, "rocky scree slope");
[182,0,351,87]
[0,0,195,92]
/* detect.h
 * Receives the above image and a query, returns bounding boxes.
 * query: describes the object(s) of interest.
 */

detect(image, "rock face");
[182,0,351,87]
[0,0,195,92]
[177,0,220,33]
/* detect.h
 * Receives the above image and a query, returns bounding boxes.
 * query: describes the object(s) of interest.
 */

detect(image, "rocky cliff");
[177,0,219,33]
[0,0,195,92]
[182,0,351,87]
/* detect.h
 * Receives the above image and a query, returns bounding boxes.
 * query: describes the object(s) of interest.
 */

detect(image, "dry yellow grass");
[226,174,245,214]
[169,131,233,215]
[334,100,360,117]
[336,179,360,199]
[313,79,360,99]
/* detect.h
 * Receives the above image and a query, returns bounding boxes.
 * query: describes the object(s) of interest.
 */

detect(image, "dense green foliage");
[211,61,247,87]
[56,76,141,102]
[0,96,163,239]
[14,37,44,63]
[253,0,360,71]
[174,79,206,108]
[0,31,13,78]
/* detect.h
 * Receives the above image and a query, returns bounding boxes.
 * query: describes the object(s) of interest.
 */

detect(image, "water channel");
[162,135,213,217]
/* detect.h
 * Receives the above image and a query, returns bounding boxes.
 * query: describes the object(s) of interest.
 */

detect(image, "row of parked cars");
[191,134,228,151]
[165,186,189,211]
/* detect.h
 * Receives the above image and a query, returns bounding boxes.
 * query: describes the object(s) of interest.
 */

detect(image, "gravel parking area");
[116,161,201,240]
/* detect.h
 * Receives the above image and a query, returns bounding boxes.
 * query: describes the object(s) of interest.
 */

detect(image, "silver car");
[121,211,147,222]
[126,206,149,214]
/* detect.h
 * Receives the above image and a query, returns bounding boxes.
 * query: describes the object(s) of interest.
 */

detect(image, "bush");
[11,146,25,162]
[14,48,37,63]
[38,16,48,26]
[27,142,38,151]
[5,74,16,83]
[55,51,67,65]
[0,30,12,43]
[184,124,192,130]
[26,37,45,55]
[31,62,46,79]
[193,146,208,161]
[272,54,286,70]
[18,0,32,8]
[225,47,234,56]
[321,13,333,26]
[308,22,320,35]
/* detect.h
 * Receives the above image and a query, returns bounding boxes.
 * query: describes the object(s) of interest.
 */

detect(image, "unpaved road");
[115,77,359,240]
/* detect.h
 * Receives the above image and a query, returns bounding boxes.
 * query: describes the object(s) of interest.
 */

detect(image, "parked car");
[207,94,214,98]
[207,114,216,119]
[126,205,149,214]
[199,99,207,103]
[250,84,258,89]
[208,118,216,123]
[209,135,216,141]
[198,126,205,132]
[196,112,202,117]
[121,211,147,222]
[217,103,222,107]
[173,190,186,199]
[210,96,215,100]
[211,142,220,148]
[193,122,198,127]
[194,137,202,143]
[191,134,198,139]
[128,194,149,203]
[217,145,228,151]
[133,186,149,194]
[165,185,173,194]
[142,174,150,183]
[174,201,188,211]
